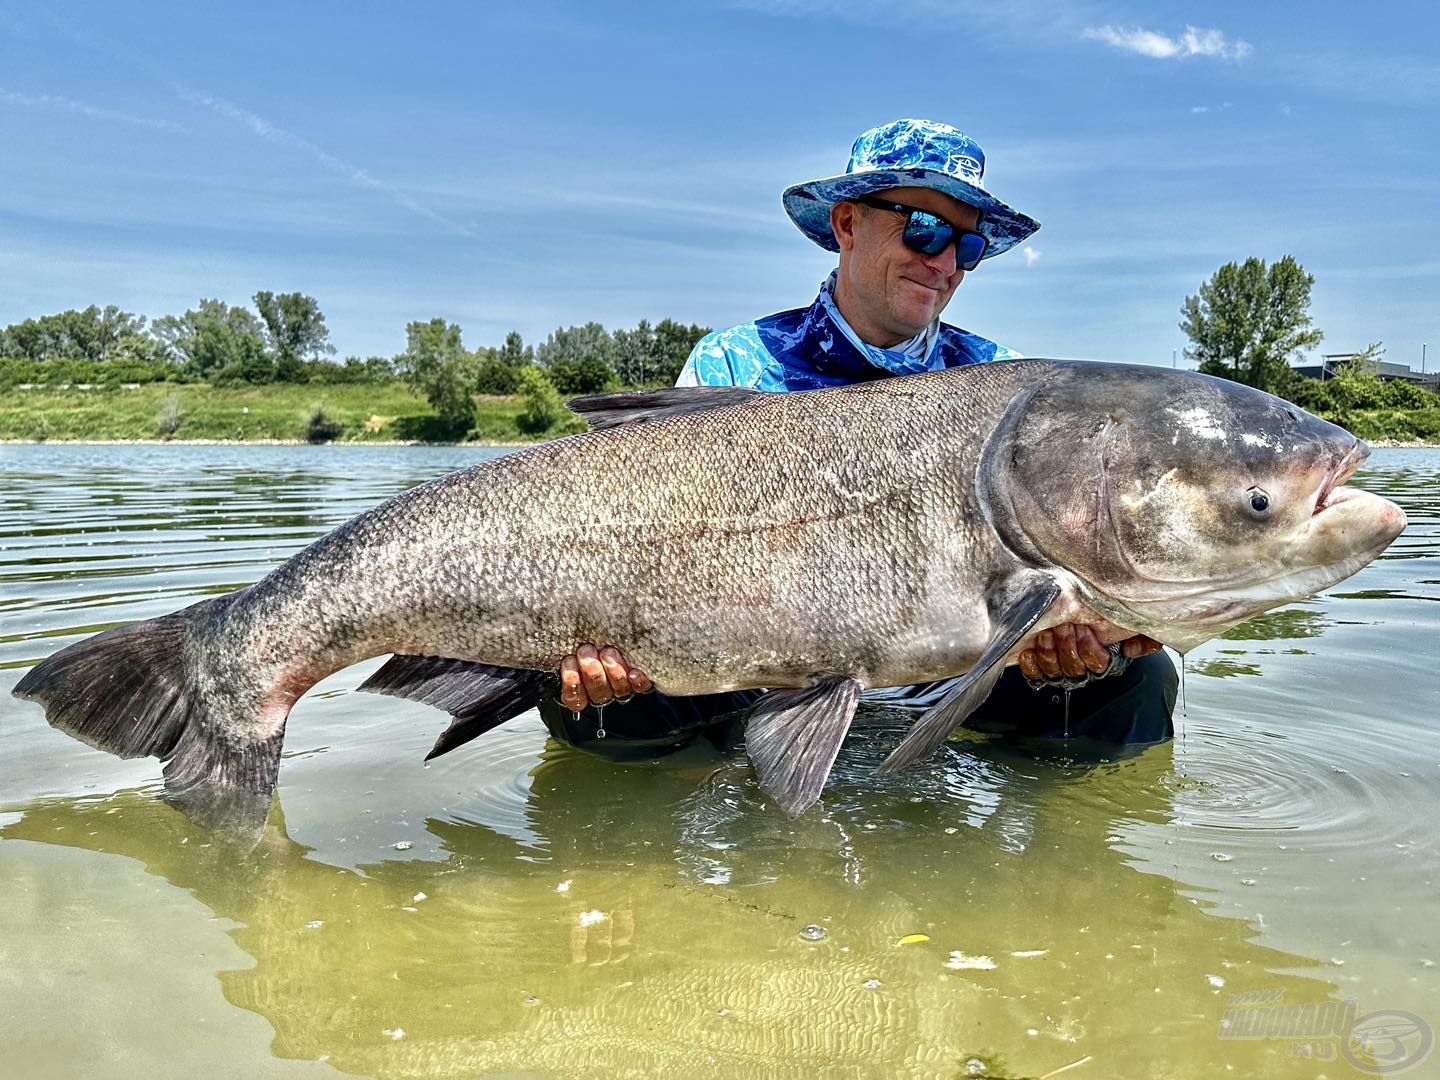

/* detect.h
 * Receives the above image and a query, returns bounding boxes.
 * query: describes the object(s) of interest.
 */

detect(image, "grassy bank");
[3,381,1438,448]
[0,382,534,444]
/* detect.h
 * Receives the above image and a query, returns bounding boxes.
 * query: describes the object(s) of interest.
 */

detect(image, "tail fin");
[13,599,283,844]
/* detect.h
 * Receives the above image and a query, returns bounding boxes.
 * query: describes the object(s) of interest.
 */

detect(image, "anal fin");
[745,676,863,816]
[358,655,547,760]
[880,572,1061,773]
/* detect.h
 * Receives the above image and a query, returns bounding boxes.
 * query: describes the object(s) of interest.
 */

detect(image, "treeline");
[1181,255,1438,440]
[0,295,709,436]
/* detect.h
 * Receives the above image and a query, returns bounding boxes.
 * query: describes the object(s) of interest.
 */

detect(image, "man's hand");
[559,644,654,712]
[1017,623,1163,682]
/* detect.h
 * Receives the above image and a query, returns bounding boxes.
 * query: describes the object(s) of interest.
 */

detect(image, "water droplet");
[799,925,828,941]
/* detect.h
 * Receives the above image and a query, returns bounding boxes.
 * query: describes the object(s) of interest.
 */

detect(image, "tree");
[151,299,269,381]
[398,318,477,434]
[498,330,533,368]
[652,319,709,385]
[612,319,657,386]
[536,322,619,394]
[1179,256,1323,396]
[254,291,335,381]
[0,306,149,362]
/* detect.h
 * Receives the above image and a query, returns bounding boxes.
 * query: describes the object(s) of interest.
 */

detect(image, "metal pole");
[1172,348,1177,369]
[1423,342,1428,375]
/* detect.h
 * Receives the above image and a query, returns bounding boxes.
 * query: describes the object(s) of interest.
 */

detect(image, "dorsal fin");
[567,387,765,431]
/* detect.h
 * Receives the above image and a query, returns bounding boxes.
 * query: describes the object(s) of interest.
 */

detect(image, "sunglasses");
[854,196,989,271]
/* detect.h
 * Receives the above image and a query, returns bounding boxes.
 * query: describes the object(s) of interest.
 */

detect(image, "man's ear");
[831,201,859,252]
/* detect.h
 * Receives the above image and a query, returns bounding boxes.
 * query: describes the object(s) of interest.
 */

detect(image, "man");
[545,118,1176,758]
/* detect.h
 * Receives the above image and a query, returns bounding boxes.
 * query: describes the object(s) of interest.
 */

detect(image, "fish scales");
[232,362,1030,698]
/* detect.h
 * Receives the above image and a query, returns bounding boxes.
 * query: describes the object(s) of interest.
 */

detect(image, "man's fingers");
[1035,629,1061,680]
[1053,623,1087,679]
[598,647,632,700]
[1075,625,1111,674]
[1122,635,1163,659]
[559,655,588,712]
[1018,649,1041,681]
[628,667,654,695]
[576,644,613,706]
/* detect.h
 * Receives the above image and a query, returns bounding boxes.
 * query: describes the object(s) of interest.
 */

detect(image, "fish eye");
[1247,488,1271,516]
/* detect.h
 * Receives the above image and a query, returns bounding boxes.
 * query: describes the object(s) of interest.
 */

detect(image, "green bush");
[475,358,521,395]
[306,406,345,443]
[1381,379,1434,409]
[515,367,585,437]
[156,395,182,437]
[1290,378,1335,413]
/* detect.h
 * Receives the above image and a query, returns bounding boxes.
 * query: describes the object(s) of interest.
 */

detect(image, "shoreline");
[0,437,540,448]
[2,437,1437,450]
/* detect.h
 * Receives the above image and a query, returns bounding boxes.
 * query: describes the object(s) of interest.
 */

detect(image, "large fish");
[12,361,1406,838]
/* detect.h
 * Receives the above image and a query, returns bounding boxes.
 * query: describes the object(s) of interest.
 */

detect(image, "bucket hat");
[782,118,1040,260]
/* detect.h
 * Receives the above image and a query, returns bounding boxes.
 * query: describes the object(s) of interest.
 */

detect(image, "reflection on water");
[1,444,1438,1079]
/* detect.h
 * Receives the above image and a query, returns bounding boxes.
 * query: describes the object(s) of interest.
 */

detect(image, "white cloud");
[0,88,184,131]
[1082,24,1252,61]
[1191,105,1209,114]
[1023,247,1042,266]
[171,84,474,238]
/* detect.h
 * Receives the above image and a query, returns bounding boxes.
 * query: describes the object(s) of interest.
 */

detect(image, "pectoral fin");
[879,573,1061,773]
[745,676,863,816]
[358,655,547,761]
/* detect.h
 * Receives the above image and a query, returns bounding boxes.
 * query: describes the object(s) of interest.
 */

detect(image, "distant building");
[1293,353,1440,390]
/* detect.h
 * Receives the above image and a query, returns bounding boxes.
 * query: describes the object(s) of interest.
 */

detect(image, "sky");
[1,0,1437,371]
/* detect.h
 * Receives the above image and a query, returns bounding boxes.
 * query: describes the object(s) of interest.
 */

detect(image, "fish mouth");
[1313,439,1369,516]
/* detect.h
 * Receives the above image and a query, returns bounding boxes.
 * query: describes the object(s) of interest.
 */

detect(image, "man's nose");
[920,242,957,277]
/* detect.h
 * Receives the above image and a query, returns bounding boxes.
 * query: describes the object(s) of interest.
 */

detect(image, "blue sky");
[2,1,1436,370]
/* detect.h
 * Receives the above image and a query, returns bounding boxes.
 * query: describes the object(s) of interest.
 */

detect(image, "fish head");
[988,365,1407,652]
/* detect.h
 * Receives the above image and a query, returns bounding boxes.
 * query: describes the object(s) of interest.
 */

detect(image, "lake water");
[1,443,1437,1079]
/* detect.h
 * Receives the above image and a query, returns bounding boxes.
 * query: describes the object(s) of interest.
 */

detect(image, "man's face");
[831,187,982,347]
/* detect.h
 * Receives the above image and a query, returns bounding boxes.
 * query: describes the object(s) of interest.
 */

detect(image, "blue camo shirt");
[676,287,1020,391]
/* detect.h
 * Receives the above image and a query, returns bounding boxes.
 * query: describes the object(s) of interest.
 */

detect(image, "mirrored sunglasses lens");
[956,232,988,270]
[903,212,953,256]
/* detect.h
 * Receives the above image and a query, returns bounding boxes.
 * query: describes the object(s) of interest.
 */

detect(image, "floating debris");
[862,979,881,990]
[392,841,413,851]
[1211,852,1233,862]
[304,920,325,930]
[1207,974,1226,988]
[946,951,997,971]
[1010,949,1048,958]
[556,879,572,893]
[412,892,427,903]
[382,1028,405,1041]
[896,934,930,946]
[577,910,607,928]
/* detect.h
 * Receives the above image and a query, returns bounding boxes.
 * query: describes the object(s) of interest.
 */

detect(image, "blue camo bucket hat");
[783,118,1040,260]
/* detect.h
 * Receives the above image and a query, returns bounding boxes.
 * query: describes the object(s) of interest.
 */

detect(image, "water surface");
[2,444,1437,1079]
